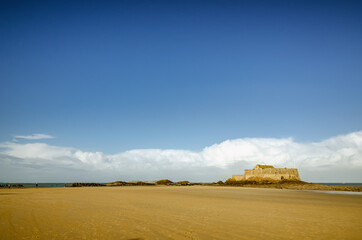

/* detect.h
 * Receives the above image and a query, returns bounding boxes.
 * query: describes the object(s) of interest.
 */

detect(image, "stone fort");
[232,164,301,181]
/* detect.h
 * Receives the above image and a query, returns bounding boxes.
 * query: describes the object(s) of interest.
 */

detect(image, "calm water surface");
[1,182,362,188]
[316,183,362,187]
[0,183,71,188]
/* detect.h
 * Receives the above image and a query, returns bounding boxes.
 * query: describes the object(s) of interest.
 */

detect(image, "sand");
[0,186,361,240]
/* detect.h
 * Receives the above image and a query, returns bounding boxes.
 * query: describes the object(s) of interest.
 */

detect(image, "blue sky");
[1,1,362,182]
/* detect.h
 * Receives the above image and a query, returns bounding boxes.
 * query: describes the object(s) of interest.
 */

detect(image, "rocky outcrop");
[68,183,105,187]
[106,181,154,186]
[155,179,174,185]
[223,179,361,191]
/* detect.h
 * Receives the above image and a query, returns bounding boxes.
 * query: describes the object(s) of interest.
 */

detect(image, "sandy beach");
[1,186,361,240]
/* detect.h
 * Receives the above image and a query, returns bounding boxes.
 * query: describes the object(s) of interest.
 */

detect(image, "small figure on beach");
[8,184,11,189]
[35,183,38,188]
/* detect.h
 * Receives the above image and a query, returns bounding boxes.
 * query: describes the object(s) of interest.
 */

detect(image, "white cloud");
[1,131,362,182]
[13,134,54,140]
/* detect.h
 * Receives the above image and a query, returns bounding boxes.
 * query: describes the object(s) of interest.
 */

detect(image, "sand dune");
[1,186,361,239]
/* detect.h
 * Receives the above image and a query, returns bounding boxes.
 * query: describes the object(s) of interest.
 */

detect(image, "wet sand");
[1,186,361,240]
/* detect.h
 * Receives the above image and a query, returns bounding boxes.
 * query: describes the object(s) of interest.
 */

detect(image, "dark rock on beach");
[106,181,154,186]
[68,183,105,187]
[223,178,362,192]
[155,179,174,185]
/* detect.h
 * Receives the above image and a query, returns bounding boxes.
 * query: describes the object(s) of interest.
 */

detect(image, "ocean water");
[1,182,362,188]
[0,183,71,188]
[316,183,362,187]
[305,190,362,195]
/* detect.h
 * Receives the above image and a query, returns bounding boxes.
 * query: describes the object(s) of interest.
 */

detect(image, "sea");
[0,183,73,188]
[315,183,362,187]
[1,182,362,188]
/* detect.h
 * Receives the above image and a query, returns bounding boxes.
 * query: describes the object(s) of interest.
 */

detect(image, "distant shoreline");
[0,181,362,187]
[1,181,362,191]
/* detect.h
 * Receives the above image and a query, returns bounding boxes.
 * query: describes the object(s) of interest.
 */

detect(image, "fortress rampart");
[232,164,300,181]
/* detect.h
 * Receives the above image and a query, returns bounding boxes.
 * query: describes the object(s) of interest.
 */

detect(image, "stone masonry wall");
[232,167,300,181]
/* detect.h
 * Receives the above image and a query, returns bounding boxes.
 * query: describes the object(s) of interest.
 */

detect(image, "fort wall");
[232,166,300,181]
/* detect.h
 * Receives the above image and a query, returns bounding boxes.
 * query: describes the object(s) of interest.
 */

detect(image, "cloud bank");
[1,131,362,182]
[13,134,54,140]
